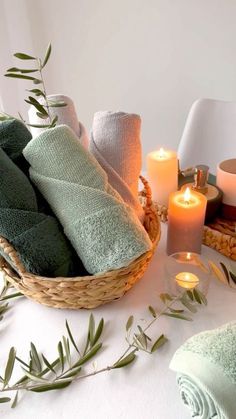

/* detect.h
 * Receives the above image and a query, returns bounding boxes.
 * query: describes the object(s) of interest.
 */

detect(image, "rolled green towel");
[23,125,152,274]
[170,322,236,419]
[0,119,52,214]
[0,118,31,174]
[0,148,80,277]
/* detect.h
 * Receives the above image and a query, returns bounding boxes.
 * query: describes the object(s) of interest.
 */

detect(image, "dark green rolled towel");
[0,119,52,214]
[0,118,31,174]
[0,148,81,277]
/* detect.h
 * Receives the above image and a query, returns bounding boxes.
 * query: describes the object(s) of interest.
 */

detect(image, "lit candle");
[147,148,178,206]
[167,187,207,255]
[175,272,199,289]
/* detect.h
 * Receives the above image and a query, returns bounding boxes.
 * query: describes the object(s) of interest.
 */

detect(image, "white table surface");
[0,223,236,419]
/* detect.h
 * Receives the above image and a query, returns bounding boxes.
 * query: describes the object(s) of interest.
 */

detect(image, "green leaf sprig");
[1,43,66,129]
[0,279,22,324]
[209,260,236,288]
[0,289,206,408]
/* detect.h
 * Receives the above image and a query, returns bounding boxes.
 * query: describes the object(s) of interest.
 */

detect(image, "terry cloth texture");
[0,148,81,277]
[90,111,144,222]
[23,124,152,274]
[0,118,31,175]
[0,119,52,214]
[169,322,236,419]
[28,94,89,148]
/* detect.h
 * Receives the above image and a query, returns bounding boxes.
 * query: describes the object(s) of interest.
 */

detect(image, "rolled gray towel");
[28,94,88,148]
[90,111,144,222]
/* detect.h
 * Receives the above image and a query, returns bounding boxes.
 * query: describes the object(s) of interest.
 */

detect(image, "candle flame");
[184,187,191,203]
[159,147,165,158]
[187,252,191,260]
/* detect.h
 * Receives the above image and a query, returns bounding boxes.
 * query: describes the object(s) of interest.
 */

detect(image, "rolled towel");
[0,148,81,277]
[0,118,31,174]
[28,94,88,148]
[23,125,152,274]
[170,322,236,419]
[0,119,51,214]
[90,111,144,222]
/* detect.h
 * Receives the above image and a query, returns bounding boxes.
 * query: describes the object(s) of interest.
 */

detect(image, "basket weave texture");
[203,218,236,261]
[0,176,160,309]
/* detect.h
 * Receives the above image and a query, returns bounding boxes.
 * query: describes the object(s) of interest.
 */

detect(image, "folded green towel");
[23,125,152,274]
[170,322,236,419]
[0,148,81,277]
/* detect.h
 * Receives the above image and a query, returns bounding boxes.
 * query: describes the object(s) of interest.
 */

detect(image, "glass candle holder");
[165,252,211,295]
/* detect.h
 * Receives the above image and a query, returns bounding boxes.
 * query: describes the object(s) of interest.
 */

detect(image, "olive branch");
[0,43,66,129]
[0,288,207,408]
[209,260,236,288]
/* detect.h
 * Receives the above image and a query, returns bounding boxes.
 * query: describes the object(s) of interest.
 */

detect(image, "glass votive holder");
[165,252,211,295]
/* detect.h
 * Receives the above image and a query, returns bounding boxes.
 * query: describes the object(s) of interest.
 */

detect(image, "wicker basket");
[0,176,160,309]
[203,218,236,261]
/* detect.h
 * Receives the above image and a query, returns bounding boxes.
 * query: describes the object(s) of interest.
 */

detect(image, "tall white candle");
[167,187,207,255]
[147,148,178,206]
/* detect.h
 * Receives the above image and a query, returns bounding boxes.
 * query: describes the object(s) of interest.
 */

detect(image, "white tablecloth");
[0,224,236,419]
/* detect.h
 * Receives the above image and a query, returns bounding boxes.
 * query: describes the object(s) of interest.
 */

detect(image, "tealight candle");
[175,272,199,289]
[147,148,178,206]
[167,187,207,255]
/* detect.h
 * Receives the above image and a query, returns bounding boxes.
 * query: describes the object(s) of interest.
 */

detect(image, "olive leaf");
[113,351,136,368]
[30,380,72,393]
[208,260,228,284]
[5,73,41,83]
[230,271,236,285]
[148,305,157,318]
[65,320,80,354]
[41,355,56,374]
[163,312,192,321]
[11,391,18,408]
[192,289,202,304]
[160,293,173,304]
[126,315,134,331]
[42,43,52,68]
[73,343,102,368]
[151,334,168,353]
[25,96,48,116]
[57,341,64,372]
[0,397,11,403]
[14,52,36,60]
[220,262,230,284]
[7,67,38,73]
[3,347,16,387]
[92,318,104,346]
[30,342,42,373]
[48,100,67,107]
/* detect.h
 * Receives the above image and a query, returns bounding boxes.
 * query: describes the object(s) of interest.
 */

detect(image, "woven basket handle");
[139,175,152,208]
[0,236,26,277]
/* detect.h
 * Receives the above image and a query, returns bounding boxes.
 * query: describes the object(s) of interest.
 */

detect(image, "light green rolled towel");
[23,125,152,274]
[169,322,236,419]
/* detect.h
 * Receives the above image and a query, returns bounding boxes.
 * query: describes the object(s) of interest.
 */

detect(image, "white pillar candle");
[167,187,207,255]
[217,158,236,220]
[147,148,178,206]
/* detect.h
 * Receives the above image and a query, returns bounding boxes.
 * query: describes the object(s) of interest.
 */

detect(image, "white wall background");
[1,0,236,166]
